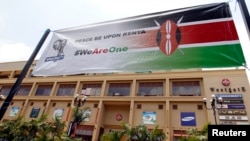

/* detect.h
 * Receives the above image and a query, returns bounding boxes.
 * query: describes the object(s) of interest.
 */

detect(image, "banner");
[32,2,246,76]
[142,111,156,124]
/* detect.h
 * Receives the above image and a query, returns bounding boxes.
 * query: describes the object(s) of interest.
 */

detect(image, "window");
[107,82,131,96]
[16,85,32,96]
[35,84,52,96]
[56,84,76,96]
[172,80,201,96]
[81,83,102,96]
[0,71,11,79]
[137,104,141,109]
[158,104,163,110]
[197,105,203,110]
[173,130,187,141]
[0,85,12,96]
[93,103,98,108]
[13,71,21,78]
[138,81,163,96]
[172,104,178,110]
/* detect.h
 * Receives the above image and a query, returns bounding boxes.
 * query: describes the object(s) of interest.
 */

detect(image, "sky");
[0,0,250,80]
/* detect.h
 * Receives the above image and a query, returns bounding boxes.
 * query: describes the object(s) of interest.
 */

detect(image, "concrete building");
[0,61,249,141]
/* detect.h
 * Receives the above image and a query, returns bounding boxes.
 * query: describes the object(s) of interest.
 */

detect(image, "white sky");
[0,0,250,80]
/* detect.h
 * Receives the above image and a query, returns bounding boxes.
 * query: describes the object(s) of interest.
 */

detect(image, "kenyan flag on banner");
[116,2,246,70]
[33,2,246,76]
[119,17,245,70]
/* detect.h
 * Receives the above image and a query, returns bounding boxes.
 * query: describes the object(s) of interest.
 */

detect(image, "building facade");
[0,61,249,141]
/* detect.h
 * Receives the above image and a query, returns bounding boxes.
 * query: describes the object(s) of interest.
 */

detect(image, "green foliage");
[149,125,166,141]
[101,130,127,141]
[101,123,166,141]
[72,106,91,124]
[178,122,210,141]
[0,115,74,141]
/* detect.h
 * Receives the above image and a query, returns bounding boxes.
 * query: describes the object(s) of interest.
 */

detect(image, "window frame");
[171,79,202,96]
[81,82,102,96]
[106,81,131,96]
[137,80,164,96]
[35,84,53,96]
[16,84,32,96]
[0,85,12,96]
[56,83,76,96]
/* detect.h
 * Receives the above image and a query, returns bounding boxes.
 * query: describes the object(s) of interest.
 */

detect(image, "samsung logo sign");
[182,116,195,121]
[181,112,196,126]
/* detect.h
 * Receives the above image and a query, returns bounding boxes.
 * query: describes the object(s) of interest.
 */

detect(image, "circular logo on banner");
[115,114,123,121]
[222,78,230,86]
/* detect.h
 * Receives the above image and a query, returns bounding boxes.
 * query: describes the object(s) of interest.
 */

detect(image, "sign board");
[218,109,247,115]
[220,121,250,125]
[219,116,248,121]
[217,104,245,109]
[142,111,156,124]
[215,94,242,99]
[217,99,244,104]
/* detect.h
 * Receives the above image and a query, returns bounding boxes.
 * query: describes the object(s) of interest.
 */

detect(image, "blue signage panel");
[181,112,196,126]
[227,104,245,109]
[215,94,242,98]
